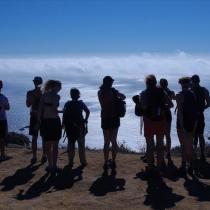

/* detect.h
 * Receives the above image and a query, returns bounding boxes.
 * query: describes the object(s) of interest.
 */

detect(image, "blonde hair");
[43,80,61,93]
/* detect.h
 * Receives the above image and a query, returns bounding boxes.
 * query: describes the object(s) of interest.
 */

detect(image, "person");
[140,75,170,172]
[26,76,47,164]
[0,80,10,161]
[98,76,126,170]
[191,75,210,162]
[38,80,62,173]
[176,77,198,175]
[63,88,90,168]
[159,78,175,161]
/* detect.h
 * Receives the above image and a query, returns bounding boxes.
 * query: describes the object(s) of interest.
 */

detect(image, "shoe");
[81,162,88,167]
[45,165,52,173]
[31,157,37,164]
[41,156,47,164]
[0,155,7,161]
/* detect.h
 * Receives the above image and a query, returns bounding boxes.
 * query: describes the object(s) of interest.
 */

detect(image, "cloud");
[0,52,210,82]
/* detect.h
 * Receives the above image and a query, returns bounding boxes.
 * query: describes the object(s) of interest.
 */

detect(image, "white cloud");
[0,52,210,82]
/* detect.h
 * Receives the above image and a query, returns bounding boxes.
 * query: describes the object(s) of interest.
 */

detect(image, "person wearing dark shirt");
[63,88,90,168]
[191,75,210,162]
[26,77,47,164]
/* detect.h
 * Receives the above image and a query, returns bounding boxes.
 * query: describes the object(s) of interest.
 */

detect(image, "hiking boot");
[31,157,37,164]
[41,156,47,164]
[178,165,186,177]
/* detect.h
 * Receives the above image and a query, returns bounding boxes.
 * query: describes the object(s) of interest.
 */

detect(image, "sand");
[1,147,210,210]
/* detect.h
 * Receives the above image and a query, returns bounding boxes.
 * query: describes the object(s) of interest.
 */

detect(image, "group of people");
[0,74,209,176]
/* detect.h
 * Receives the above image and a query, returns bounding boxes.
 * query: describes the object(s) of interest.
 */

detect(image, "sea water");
[1,54,210,151]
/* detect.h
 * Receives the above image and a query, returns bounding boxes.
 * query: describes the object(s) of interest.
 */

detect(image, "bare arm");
[204,88,210,109]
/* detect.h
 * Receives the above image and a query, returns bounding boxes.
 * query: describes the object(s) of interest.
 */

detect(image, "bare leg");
[0,138,5,157]
[199,134,206,160]
[110,128,119,161]
[103,129,111,164]
[156,134,164,167]
[78,135,87,165]
[32,135,38,158]
[52,141,58,168]
[145,136,155,169]
[46,141,53,168]
[68,141,75,166]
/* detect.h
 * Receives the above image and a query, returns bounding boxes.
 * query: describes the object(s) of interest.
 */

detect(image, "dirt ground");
[1,147,210,210]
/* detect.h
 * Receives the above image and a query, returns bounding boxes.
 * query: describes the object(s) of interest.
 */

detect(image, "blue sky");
[0,0,210,55]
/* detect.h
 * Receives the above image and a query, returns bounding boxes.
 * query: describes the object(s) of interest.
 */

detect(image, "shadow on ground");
[89,169,126,196]
[16,165,84,200]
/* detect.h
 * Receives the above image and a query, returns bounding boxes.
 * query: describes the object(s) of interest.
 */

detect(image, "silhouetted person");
[191,75,210,162]
[98,76,126,170]
[38,80,62,173]
[176,77,198,175]
[0,80,10,161]
[63,88,90,168]
[26,76,47,164]
[140,75,170,172]
[159,78,175,161]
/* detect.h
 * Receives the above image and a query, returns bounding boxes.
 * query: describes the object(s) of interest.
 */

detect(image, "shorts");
[40,118,62,142]
[29,113,39,136]
[0,120,8,138]
[195,112,205,135]
[101,117,120,130]
[143,117,166,138]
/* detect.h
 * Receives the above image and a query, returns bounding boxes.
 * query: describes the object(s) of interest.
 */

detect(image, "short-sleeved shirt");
[98,88,118,118]
[0,94,9,121]
[27,88,42,113]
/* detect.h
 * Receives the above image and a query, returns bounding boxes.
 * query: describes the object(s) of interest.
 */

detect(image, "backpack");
[112,89,126,118]
[142,87,166,121]
[63,101,83,127]
[132,95,144,117]
[192,86,206,112]
[181,90,198,132]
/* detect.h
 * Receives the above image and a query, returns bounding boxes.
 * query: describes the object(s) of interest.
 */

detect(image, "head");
[101,76,114,89]
[191,74,200,88]
[70,88,80,100]
[43,80,61,93]
[33,76,43,88]
[178,77,191,90]
[0,80,3,91]
[145,74,157,89]
[159,78,168,89]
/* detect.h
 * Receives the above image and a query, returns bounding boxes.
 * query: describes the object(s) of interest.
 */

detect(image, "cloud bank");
[0,52,210,83]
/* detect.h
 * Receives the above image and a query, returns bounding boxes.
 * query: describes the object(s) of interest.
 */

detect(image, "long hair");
[43,80,61,93]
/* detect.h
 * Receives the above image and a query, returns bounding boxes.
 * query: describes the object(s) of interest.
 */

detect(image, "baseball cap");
[103,76,114,83]
[33,76,43,85]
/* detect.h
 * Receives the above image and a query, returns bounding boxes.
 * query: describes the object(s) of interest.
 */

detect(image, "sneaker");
[41,156,47,164]
[31,157,37,164]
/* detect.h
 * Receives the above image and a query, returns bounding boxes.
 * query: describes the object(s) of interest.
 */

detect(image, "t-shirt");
[0,93,9,121]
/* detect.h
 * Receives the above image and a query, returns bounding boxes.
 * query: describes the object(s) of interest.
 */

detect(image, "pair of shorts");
[40,118,62,142]
[143,117,166,138]
[29,113,39,136]
[0,120,8,138]
[101,117,120,130]
[195,112,205,135]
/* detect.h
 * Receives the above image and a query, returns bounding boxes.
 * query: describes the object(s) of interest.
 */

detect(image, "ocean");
[1,54,210,151]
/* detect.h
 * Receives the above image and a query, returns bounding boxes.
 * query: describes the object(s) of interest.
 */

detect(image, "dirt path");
[1,148,210,210]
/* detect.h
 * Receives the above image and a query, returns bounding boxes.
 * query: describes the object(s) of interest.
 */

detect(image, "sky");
[0,0,210,56]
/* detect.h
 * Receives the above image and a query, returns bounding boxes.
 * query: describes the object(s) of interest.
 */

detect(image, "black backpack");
[193,86,206,112]
[143,88,166,121]
[63,101,83,127]
[112,89,126,118]
[181,90,198,132]
[132,95,144,117]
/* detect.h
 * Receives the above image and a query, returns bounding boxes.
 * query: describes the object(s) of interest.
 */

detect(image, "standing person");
[26,76,47,164]
[38,80,62,173]
[0,80,10,161]
[140,75,168,172]
[176,77,198,175]
[63,88,90,168]
[98,76,126,170]
[191,75,210,162]
[159,78,175,162]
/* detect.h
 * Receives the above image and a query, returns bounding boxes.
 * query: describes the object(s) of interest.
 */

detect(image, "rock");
[6,132,30,147]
